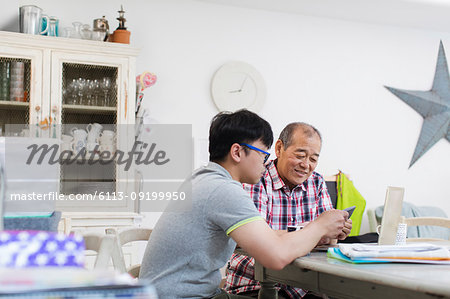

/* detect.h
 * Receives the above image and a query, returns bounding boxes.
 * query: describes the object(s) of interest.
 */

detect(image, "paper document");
[328,243,450,264]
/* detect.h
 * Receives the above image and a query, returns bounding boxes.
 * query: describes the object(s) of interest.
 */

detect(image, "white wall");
[2,0,449,232]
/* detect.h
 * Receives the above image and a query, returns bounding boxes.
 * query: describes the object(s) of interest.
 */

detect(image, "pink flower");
[136,72,157,91]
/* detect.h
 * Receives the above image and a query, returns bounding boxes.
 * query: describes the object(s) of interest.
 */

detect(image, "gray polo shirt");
[139,162,262,298]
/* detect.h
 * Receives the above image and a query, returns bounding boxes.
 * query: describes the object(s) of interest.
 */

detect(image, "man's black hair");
[209,109,273,162]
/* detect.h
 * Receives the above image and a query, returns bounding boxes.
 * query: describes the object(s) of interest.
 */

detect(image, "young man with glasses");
[139,111,349,299]
[225,122,353,298]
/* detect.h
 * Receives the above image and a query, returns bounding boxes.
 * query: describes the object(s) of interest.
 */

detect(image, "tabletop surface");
[293,251,450,295]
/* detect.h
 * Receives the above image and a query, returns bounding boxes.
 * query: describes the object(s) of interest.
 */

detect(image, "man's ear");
[275,139,283,158]
[229,143,242,163]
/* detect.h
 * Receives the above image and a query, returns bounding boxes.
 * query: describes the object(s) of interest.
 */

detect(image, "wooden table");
[254,251,450,299]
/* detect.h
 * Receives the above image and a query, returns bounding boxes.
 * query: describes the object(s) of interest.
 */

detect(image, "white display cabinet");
[0,30,141,220]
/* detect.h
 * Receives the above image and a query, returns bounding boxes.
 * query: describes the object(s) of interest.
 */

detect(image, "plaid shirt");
[224,160,333,298]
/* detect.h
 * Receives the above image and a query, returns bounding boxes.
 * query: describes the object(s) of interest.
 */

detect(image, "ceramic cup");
[99,143,116,155]
[71,139,86,155]
[86,123,103,143]
[98,130,115,144]
[99,136,115,145]
[71,128,88,139]
[70,128,87,154]
[395,223,407,245]
[99,129,115,138]
[86,142,99,153]
[376,225,381,235]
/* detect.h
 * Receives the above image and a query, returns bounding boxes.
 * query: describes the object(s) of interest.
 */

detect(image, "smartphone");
[287,225,305,232]
[343,206,356,218]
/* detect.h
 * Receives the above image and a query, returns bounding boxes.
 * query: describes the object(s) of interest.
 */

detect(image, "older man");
[225,122,352,298]
[139,114,348,299]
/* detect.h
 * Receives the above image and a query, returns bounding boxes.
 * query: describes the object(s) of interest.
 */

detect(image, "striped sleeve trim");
[226,216,263,235]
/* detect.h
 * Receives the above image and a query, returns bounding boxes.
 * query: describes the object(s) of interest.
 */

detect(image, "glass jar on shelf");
[0,61,10,101]
[47,17,59,37]
[71,22,82,39]
[80,24,92,40]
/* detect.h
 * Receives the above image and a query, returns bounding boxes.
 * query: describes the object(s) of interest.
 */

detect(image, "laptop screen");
[378,186,404,245]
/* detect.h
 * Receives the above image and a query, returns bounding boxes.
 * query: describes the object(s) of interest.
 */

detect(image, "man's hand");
[314,209,347,239]
[317,237,331,245]
[317,218,353,244]
[337,218,352,240]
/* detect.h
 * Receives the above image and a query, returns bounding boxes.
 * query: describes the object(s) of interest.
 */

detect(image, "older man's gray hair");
[278,122,322,149]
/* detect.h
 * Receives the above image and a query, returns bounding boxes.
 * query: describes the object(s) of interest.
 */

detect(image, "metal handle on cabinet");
[136,170,143,194]
[135,170,143,213]
[124,81,128,119]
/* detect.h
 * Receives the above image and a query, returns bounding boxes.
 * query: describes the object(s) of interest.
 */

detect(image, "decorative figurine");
[110,5,130,44]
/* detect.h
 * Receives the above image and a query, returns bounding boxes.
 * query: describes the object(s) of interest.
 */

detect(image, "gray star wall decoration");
[385,41,450,168]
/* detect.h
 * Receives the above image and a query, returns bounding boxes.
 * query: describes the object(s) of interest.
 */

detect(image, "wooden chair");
[400,216,450,242]
[105,227,152,277]
[324,174,340,208]
[82,233,118,269]
[366,208,379,232]
[367,188,450,242]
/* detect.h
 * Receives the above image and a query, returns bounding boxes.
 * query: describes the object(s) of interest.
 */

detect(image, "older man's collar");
[268,159,286,190]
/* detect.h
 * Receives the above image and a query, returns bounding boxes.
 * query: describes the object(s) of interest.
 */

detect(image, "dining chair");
[366,208,378,233]
[83,233,118,269]
[400,216,450,242]
[323,173,340,208]
[105,227,153,277]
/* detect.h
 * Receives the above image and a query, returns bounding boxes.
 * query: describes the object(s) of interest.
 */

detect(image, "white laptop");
[378,186,405,245]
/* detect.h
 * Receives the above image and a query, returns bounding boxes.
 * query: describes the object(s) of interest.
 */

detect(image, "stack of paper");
[0,268,158,298]
[0,268,133,292]
[328,243,450,264]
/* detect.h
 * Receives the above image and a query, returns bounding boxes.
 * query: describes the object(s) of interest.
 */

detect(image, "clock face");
[211,61,266,112]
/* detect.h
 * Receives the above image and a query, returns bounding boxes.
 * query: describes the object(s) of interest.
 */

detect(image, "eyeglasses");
[239,143,270,164]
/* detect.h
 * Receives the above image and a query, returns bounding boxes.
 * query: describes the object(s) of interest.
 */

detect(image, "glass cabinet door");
[59,62,119,197]
[0,47,43,137]
[51,51,133,211]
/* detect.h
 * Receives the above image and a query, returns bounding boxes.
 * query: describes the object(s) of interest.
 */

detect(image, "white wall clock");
[211,61,266,112]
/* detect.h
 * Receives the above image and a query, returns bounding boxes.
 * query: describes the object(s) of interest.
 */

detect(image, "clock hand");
[238,76,248,91]
[229,77,248,93]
